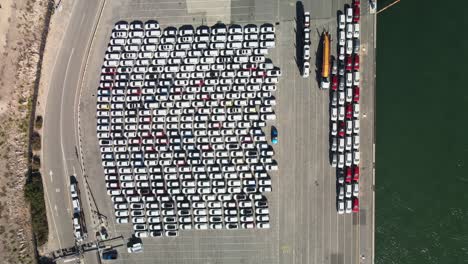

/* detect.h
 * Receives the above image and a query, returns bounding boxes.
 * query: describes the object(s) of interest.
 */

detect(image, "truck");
[127,243,143,253]
[320,32,331,89]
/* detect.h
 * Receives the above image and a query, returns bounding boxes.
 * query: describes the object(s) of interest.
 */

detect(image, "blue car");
[271,126,278,144]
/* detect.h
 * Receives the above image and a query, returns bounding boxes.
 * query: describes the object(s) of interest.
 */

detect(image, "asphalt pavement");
[43,0,376,263]
[42,0,104,253]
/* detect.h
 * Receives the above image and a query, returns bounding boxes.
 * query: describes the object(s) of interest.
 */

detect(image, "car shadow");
[295,1,305,74]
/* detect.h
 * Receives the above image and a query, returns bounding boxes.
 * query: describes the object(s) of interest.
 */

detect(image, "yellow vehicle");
[321,32,331,89]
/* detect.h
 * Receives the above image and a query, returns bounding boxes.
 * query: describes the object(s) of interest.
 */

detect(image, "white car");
[338,106,345,121]
[338,138,345,153]
[331,92,338,106]
[304,11,310,27]
[339,30,345,46]
[346,7,353,23]
[304,28,310,43]
[345,136,352,151]
[338,200,345,214]
[346,120,353,135]
[354,103,360,118]
[339,46,345,61]
[338,154,345,168]
[303,61,310,78]
[331,122,338,136]
[353,119,360,134]
[338,91,345,105]
[346,24,353,39]
[346,88,353,103]
[354,23,360,38]
[345,183,352,198]
[338,14,346,29]
[346,39,353,55]
[114,23,129,31]
[345,152,352,166]
[115,210,129,217]
[346,72,353,87]
[338,186,345,200]
[353,151,360,165]
[331,153,338,167]
[331,107,338,121]
[353,72,360,86]
[331,137,337,152]
[345,199,352,213]
[353,183,359,197]
[116,217,129,224]
[353,135,360,150]
[260,25,275,33]
[304,45,311,60]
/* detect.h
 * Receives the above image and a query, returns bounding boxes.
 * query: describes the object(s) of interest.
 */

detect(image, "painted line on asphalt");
[43,177,63,249]
[60,47,75,227]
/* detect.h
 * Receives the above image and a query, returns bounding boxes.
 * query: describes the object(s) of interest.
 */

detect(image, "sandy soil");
[0,0,50,263]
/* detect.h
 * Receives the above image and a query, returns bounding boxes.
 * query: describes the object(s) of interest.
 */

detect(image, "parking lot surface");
[76,0,376,263]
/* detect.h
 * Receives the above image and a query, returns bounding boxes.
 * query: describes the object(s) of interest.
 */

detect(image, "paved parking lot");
[77,0,375,263]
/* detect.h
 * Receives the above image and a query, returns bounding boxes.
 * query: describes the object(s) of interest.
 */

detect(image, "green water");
[376,0,468,263]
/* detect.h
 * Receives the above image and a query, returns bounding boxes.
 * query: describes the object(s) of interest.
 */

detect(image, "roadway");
[42,0,104,256]
[43,0,376,263]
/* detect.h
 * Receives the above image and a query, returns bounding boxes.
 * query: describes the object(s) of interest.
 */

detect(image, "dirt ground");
[0,0,50,263]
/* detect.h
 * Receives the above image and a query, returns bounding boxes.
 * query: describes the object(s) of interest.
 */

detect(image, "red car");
[352,198,359,213]
[346,167,352,183]
[338,121,345,137]
[345,55,352,71]
[353,6,360,23]
[353,87,360,102]
[354,54,360,71]
[353,166,360,181]
[102,67,116,75]
[345,104,353,119]
[331,75,338,90]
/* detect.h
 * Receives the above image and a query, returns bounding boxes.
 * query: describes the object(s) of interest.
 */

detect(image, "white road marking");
[43,184,62,248]
[79,13,86,28]
[60,48,75,232]
[56,188,60,192]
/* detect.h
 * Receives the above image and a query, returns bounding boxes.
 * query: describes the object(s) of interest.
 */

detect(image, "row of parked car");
[332,1,361,215]
[97,21,281,236]
[106,21,276,64]
[302,11,311,78]
[111,194,271,238]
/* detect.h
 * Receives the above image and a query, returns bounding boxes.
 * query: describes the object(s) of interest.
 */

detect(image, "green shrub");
[35,115,43,129]
[31,131,41,150]
[24,172,48,246]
